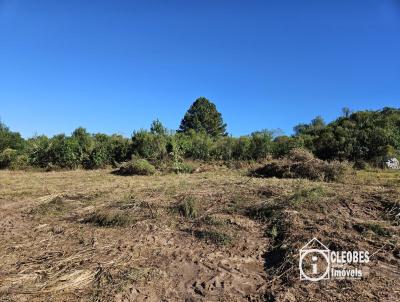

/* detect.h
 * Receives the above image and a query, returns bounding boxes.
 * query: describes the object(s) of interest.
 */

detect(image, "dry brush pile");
[252,148,351,182]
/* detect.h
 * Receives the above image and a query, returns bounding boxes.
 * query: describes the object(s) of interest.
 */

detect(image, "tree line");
[0,98,399,170]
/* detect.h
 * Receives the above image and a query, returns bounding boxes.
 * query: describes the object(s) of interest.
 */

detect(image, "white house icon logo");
[299,238,330,281]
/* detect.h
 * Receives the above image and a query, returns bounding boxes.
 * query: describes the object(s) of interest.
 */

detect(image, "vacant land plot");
[0,168,399,301]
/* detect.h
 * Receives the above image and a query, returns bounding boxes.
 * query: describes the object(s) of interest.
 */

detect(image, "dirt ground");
[0,168,399,301]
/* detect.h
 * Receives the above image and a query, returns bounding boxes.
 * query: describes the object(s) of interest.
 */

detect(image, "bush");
[0,121,25,152]
[9,154,29,170]
[248,130,273,160]
[116,158,156,176]
[0,148,18,169]
[171,161,195,174]
[131,130,168,160]
[84,144,110,169]
[26,135,51,168]
[176,131,214,160]
[46,134,80,169]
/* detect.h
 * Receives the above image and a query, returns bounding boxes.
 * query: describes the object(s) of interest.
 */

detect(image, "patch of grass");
[177,197,198,219]
[32,196,66,216]
[353,223,391,237]
[193,230,232,246]
[171,161,196,174]
[226,194,247,214]
[269,224,279,239]
[83,210,133,227]
[290,183,326,205]
[246,202,277,221]
[201,215,227,226]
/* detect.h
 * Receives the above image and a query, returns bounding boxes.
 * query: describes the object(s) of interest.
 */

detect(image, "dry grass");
[0,168,399,301]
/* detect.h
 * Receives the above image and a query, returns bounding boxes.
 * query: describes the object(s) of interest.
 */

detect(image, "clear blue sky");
[1,0,399,138]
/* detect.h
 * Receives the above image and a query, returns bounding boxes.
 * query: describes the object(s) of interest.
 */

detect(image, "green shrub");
[178,197,198,219]
[84,144,110,169]
[26,135,51,168]
[248,130,273,159]
[176,131,214,160]
[0,148,18,169]
[0,121,25,152]
[117,158,156,175]
[46,134,80,169]
[109,135,131,163]
[131,130,168,160]
[211,136,235,160]
[232,136,251,160]
[9,154,29,170]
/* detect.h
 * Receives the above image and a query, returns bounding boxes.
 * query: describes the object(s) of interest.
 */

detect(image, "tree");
[150,119,167,135]
[0,121,25,152]
[178,97,227,137]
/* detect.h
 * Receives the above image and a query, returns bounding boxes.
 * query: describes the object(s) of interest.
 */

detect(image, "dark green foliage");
[272,136,304,158]
[248,130,273,159]
[150,119,168,135]
[26,135,51,168]
[0,121,25,152]
[178,97,227,137]
[295,108,400,162]
[175,130,214,160]
[131,128,168,161]
[46,134,81,169]
[0,148,18,169]
[1,107,399,170]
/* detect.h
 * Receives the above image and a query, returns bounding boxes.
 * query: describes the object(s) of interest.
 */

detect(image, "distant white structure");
[384,157,399,169]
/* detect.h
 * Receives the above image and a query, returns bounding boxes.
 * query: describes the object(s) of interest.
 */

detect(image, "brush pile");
[252,148,349,182]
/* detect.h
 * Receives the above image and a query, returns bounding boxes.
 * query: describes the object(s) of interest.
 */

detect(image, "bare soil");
[0,168,399,301]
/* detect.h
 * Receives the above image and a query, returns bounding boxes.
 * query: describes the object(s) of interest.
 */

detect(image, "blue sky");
[1,0,399,138]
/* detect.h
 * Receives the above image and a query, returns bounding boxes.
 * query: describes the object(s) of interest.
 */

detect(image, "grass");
[354,222,391,237]
[83,210,133,227]
[0,167,399,301]
[193,230,233,246]
[290,182,326,205]
[356,169,400,187]
[201,215,227,226]
[177,196,198,219]
[32,196,66,215]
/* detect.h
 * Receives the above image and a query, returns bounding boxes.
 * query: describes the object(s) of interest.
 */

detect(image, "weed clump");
[193,230,232,246]
[252,148,349,182]
[171,161,196,174]
[178,197,198,219]
[353,223,391,237]
[290,183,326,205]
[116,158,156,176]
[83,210,133,227]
